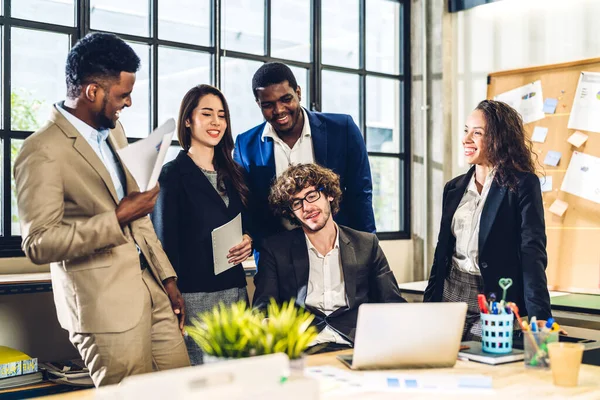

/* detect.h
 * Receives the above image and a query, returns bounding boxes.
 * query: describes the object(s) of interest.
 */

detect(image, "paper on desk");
[494,80,545,124]
[117,118,175,191]
[361,373,493,393]
[212,213,243,275]
[561,151,600,204]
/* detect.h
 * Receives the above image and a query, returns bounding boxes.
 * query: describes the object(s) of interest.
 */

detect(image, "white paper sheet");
[212,213,243,275]
[561,151,600,204]
[539,176,553,192]
[117,118,176,191]
[531,126,549,143]
[494,80,545,124]
[568,71,600,133]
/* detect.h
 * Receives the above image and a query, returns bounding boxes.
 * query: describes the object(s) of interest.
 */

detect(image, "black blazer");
[424,167,552,320]
[151,151,247,293]
[253,226,406,342]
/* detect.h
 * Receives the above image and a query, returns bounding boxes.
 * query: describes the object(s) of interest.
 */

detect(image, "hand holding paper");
[117,118,176,192]
[212,213,243,275]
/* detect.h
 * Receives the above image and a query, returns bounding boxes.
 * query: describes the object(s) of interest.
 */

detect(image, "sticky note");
[543,98,558,114]
[539,176,552,192]
[386,378,401,388]
[544,150,562,167]
[531,126,549,143]
[549,199,568,217]
[567,131,589,148]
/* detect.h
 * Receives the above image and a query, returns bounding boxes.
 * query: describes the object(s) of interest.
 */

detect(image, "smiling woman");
[424,100,552,342]
[151,84,254,366]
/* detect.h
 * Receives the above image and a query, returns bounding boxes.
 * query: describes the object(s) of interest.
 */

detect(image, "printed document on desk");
[568,71,600,133]
[117,118,175,191]
[212,213,243,275]
[561,151,600,204]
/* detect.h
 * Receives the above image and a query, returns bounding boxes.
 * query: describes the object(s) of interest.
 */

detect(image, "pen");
[509,303,540,353]
[530,317,538,333]
[478,294,490,314]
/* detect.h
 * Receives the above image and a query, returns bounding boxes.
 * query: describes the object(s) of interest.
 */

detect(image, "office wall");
[449,0,600,177]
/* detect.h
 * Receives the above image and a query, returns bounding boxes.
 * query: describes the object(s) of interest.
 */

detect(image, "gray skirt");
[442,266,484,341]
[182,287,248,365]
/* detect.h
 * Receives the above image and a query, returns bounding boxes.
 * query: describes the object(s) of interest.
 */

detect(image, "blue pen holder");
[480,312,514,354]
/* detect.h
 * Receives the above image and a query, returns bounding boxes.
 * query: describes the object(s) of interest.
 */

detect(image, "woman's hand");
[227,234,253,265]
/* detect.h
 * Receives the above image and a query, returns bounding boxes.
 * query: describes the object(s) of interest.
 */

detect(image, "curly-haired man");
[252,164,405,353]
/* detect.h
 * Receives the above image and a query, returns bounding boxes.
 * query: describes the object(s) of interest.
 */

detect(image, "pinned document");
[117,118,176,191]
[531,126,549,143]
[539,176,553,193]
[567,131,589,148]
[212,213,243,275]
[561,151,600,204]
[543,98,558,114]
[494,80,545,124]
[544,150,562,167]
[548,199,568,217]
[568,71,600,133]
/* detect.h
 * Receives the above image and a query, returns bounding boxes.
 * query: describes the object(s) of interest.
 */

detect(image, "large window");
[0,0,410,256]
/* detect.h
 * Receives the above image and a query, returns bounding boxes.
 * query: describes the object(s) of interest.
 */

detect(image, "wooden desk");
[35,350,600,399]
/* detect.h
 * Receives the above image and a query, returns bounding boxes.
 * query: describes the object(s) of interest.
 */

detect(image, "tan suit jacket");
[14,104,177,334]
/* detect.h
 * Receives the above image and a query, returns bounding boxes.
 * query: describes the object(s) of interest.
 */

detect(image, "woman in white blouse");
[424,100,552,340]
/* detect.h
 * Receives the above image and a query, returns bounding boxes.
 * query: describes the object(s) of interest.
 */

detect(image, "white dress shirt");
[451,169,496,275]
[261,108,315,178]
[56,104,126,201]
[305,225,351,346]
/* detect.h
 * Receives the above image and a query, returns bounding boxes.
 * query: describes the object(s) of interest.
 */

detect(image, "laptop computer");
[337,302,468,370]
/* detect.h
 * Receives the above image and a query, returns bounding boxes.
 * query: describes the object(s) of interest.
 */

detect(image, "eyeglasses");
[289,188,323,211]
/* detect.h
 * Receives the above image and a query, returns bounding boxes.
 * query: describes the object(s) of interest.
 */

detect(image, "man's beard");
[97,94,116,130]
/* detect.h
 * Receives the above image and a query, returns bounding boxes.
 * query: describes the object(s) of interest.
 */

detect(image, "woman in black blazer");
[151,84,253,365]
[424,100,552,341]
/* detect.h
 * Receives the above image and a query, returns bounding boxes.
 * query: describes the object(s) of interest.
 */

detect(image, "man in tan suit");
[14,32,190,386]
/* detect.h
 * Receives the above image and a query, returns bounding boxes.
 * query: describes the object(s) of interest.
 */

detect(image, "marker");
[491,302,499,315]
[542,318,555,333]
[478,294,489,314]
[509,303,540,353]
[530,317,538,333]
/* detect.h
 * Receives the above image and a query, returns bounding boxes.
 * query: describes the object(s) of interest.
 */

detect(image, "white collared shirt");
[261,107,315,178]
[305,224,351,346]
[56,103,126,201]
[451,169,496,275]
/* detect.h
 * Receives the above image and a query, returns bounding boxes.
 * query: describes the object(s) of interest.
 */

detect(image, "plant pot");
[289,354,307,376]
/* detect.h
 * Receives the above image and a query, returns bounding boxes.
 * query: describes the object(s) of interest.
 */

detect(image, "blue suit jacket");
[234,109,376,253]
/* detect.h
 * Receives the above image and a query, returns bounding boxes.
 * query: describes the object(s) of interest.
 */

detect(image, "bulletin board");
[487,57,600,294]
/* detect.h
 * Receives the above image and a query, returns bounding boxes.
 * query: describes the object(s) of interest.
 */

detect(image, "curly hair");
[269,164,342,226]
[66,32,140,98]
[475,100,538,190]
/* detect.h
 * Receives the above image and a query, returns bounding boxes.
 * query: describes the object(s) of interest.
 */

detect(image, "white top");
[261,108,315,178]
[56,104,126,201]
[304,225,351,346]
[451,170,496,275]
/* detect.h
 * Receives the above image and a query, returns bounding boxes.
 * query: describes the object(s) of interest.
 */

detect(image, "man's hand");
[227,234,253,265]
[115,184,160,227]
[163,277,186,335]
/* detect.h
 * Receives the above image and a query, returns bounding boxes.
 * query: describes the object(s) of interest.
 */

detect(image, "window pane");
[366,0,400,74]
[91,0,150,37]
[119,43,150,138]
[164,145,182,165]
[288,66,308,109]
[158,0,211,46]
[370,156,400,232]
[11,139,24,236]
[321,0,359,68]
[221,57,264,140]
[366,76,401,153]
[222,0,265,55]
[12,0,75,26]
[11,28,69,132]
[321,70,359,127]
[158,47,211,126]
[271,0,310,62]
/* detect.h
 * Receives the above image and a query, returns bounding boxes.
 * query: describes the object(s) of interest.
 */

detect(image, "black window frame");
[0,0,410,257]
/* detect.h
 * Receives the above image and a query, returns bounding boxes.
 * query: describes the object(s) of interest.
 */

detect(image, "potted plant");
[186,299,318,367]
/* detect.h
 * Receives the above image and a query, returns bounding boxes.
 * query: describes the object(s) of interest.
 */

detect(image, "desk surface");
[35,350,600,399]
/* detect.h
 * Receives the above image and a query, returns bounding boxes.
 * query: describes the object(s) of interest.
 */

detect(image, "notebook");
[458,341,524,365]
